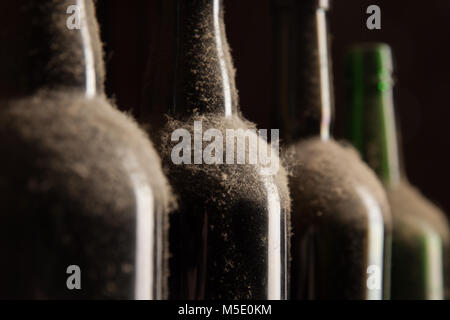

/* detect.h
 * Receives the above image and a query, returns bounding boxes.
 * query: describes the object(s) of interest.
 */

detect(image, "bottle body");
[345,43,450,299]
[160,115,290,299]
[287,139,391,299]
[388,183,449,299]
[0,93,170,299]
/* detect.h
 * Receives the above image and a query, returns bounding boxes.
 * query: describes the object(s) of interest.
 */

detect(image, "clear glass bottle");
[0,0,171,299]
[144,0,291,299]
[273,0,392,299]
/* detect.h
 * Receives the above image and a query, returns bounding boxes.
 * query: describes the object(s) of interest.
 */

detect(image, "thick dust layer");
[158,113,291,299]
[285,137,391,299]
[388,181,450,243]
[388,181,450,299]
[160,113,290,207]
[286,138,390,227]
[0,91,174,298]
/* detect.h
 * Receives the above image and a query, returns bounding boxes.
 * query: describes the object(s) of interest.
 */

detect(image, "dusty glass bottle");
[345,43,450,299]
[273,0,392,299]
[0,0,171,299]
[144,0,291,299]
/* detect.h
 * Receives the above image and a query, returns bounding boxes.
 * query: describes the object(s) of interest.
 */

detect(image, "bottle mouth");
[319,0,330,9]
[345,42,394,89]
[272,0,329,10]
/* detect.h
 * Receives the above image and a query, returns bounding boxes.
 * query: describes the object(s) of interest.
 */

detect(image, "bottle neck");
[273,0,333,142]
[172,0,238,118]
[0,0,104,100]
[345,44,404,187]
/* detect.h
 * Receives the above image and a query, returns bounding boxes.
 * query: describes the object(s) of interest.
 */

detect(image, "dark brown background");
[96,0,450,217]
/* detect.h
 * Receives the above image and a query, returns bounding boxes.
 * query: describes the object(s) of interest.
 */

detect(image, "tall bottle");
[0,0,172,299]
[273,0,392,299]
[345,43,450,299]
[144,0,291,299]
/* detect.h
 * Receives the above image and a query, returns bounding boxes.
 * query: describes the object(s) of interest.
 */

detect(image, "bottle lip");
[272,0,329,10]
[319,0,330,9]
[345,42,394,88]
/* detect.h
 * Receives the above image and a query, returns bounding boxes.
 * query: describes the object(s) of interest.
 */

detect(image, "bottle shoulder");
[0,92,173,215]
[286,137,391,227]
[388,182,450,241]
[158,114,290,212]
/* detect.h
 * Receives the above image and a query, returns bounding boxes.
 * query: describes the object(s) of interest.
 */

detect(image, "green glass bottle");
[273,0,392,299]
[345,43,450,299]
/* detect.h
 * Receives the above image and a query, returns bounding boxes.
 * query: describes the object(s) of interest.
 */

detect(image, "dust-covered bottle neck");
[273,0,333,143]
[171,0,238,118]
[0,0,105,100]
